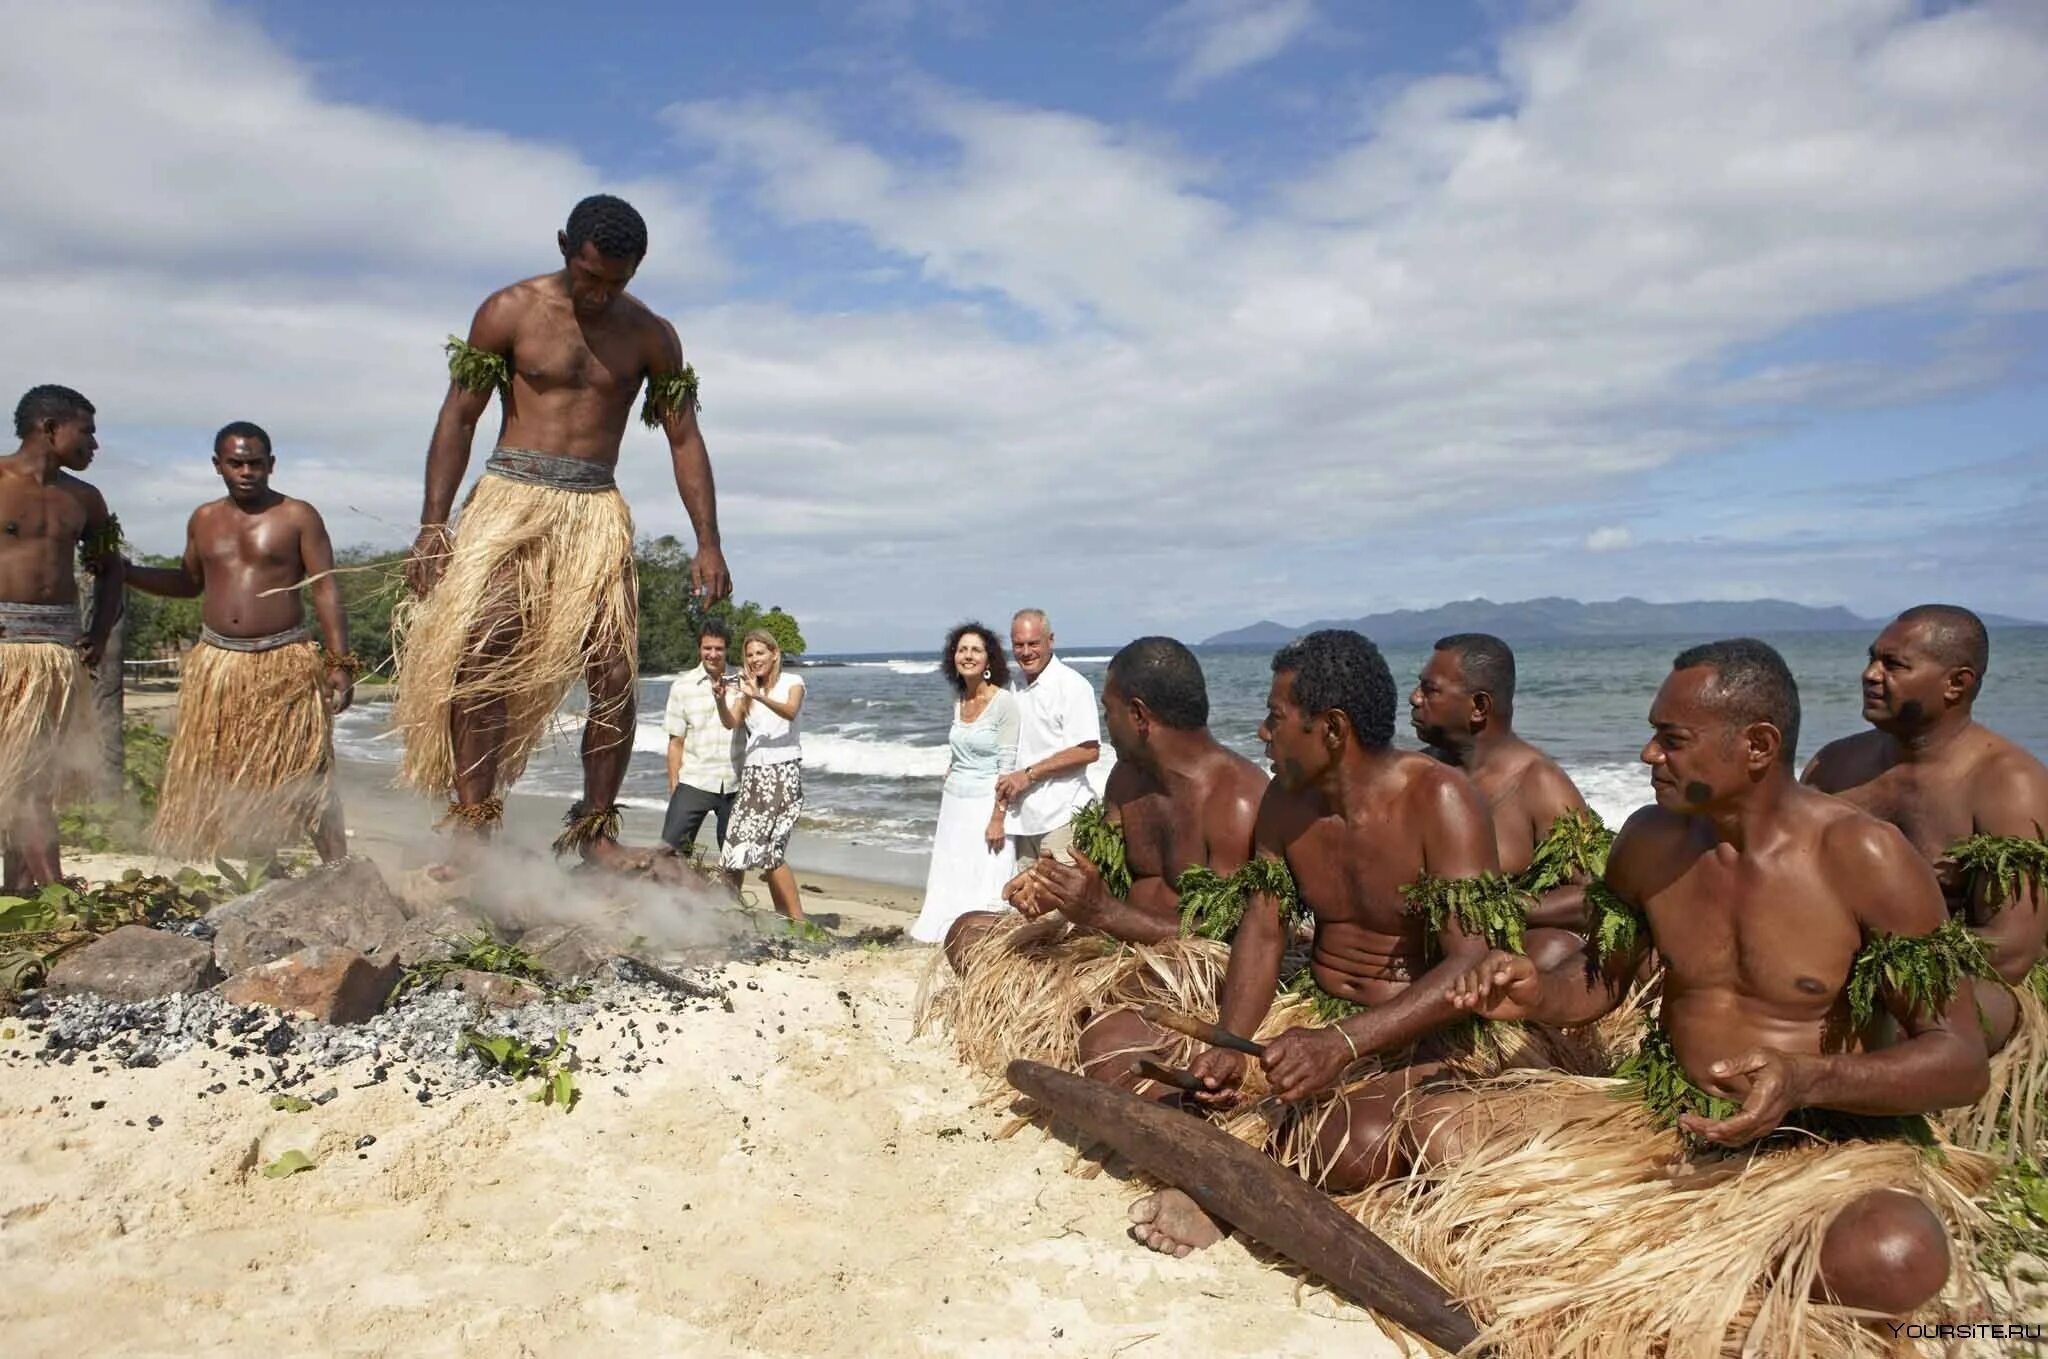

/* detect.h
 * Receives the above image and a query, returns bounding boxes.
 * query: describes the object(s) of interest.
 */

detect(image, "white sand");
[0,919,1406,1358]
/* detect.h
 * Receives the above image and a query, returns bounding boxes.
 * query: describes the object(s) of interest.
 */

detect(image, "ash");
[12,954,740,1100]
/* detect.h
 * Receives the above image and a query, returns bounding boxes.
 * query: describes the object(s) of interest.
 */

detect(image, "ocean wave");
[839,659,941,676]
[1562,762,1652,832]
[804,732,948,779]
[1063,655,1112,664]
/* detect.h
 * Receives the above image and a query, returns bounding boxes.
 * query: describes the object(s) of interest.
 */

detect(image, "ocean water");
[335,631,2048,883]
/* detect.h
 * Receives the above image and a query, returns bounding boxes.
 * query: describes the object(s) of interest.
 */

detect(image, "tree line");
[121,534,803,678]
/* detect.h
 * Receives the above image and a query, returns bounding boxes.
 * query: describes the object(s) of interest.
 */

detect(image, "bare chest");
[1290,818,1423,929]
[1829,766,1971,869]
[200,515,300,575]
[512,321,642,396]
[1650,859,1859,1011]
[0,480,85,546]
[1118,794,1209,882]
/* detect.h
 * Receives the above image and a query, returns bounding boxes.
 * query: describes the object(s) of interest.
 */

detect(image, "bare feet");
[1127,1189,1223,1257]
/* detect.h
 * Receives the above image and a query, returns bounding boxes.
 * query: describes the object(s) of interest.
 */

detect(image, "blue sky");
[4,0,2046,649]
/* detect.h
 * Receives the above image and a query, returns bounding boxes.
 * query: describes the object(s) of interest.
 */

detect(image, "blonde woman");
[713,629,807,919]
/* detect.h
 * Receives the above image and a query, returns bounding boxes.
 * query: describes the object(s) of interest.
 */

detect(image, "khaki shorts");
[1008,821,1075,863]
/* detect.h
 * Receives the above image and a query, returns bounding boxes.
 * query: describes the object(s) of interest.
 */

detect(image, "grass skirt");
[0,641,90,805]
[1943,970,2048,1159]
[392,474,636,797]
[1337,1069,1995,1358]
[1212,984,1613,1186]
[916,914,1230,1077]
[152,640,333,859]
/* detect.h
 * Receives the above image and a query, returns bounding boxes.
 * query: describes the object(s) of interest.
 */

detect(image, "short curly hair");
[1671,637,1801,766]
[1107,636,1209,730]
[1272,629,1395,750]
[565,194,648,261]
[941,621,1010,696]
[14,384,94,439]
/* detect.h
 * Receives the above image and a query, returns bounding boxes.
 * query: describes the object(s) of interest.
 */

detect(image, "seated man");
[1410,632,1610,965]
[1125,630,1578,1256]
[1803,604,2048,1150]
[920,637,1265,1074]
[1402,639,1994,1354]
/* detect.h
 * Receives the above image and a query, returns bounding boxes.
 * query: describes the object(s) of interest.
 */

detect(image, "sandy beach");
[1,693,1406,1358]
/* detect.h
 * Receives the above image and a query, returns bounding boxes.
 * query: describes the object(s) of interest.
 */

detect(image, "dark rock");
[43,926,220,1002]
[207,857,412,974]
[433,968,544,1011]
[385,907,488,966]
[220,946,400,1025]
[516,924,615,981]
[262,1022,296,1056]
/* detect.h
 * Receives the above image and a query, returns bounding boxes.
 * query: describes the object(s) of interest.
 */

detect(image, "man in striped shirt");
[660,617,743,884]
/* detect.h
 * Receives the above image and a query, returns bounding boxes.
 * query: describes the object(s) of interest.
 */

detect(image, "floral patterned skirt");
[720,760,803,872]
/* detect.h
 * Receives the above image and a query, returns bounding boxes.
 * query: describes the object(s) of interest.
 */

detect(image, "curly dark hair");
[214,420,272,456]
[1672,637,1801,766]
[941,621,1010,696]
[1107,636,1209,729]
[14,384,94,439]
[565,194,648,261]
[1272,629,1395,750]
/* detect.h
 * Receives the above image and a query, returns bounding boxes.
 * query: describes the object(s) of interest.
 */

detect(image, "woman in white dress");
[911,622,1019,943]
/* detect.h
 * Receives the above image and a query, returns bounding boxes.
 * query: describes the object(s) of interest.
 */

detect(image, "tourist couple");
[911,609,1102,943]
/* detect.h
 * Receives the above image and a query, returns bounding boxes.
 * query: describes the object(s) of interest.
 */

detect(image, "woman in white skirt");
[713,629,809,921]
[911,622,1019,943]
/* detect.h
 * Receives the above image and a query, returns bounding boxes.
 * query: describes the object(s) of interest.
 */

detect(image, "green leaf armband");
[1949,828,2048,913]
[1585,877,1646,966]
[640,365,701,428]
[445,336,510,396]
[1069,800,1132,900]
[1402,871,1528,956]
[1845,917,1997,1030]
[77,513,123,572]
[1519,808,1615,897]
[1174,856,1304,941]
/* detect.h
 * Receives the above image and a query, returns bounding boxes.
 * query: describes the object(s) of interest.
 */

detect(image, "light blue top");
[943,688,1020,798]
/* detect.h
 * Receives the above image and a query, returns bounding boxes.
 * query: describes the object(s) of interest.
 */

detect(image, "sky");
[3,0,2045,651]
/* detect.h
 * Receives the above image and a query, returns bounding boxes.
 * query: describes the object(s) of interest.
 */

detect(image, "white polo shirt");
[1005,655,1102,837]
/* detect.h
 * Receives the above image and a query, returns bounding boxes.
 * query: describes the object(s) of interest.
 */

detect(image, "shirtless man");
[1410,632,1601,962]
[395,194,729,866]
[0,385,121,890]
[1803,605,2048,1050]
[958,636,1267,952]
[124,422,352,862]
[1445,638,1987,1319]
[1129,630,1506,1255]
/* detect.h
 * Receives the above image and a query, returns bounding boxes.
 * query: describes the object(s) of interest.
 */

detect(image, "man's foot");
[1127,1189,1223,1257]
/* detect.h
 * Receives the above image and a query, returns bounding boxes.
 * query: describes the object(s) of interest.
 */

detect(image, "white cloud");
[5,0,2047,649]
[1585,526,1633,552]
[1151,0,1319,98]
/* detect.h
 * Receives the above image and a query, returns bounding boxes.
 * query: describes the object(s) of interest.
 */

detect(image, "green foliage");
[445,335,510,395]
[1614,1020,1740,1130]
[122,553,204,662]
[458,1028,580,1112]
[1951,828,2048,912]
[635,534,806,672]
[1069,801,1132,900]
[60,722,175,853]
[1979,1157,2048,1276]
[1283,970,1367,1024]
[1585,878,1645,966]
[0,865,249,995]
[639,365,701,427]
[1403,871,1528,956]
[270,1095,314,1113]
[78,513,124,570]
[262,1150,317,1178]
[392,929,557,1003]
[1176,856,1305,941]
[1845,918,1996,1030]
[1519,808,1614,897]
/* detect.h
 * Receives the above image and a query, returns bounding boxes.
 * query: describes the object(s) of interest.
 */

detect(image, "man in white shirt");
[660,618,743,875]
[995,608,1101,860]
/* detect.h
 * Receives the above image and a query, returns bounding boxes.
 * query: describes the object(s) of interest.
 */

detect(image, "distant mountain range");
[1202,597,2043,648]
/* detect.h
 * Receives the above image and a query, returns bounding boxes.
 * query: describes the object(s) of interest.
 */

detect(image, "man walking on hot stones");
[393,194,730,869]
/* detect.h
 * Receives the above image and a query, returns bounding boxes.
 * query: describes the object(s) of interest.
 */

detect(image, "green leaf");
[269,1095,313,1113]
[261,1150,316,1178]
